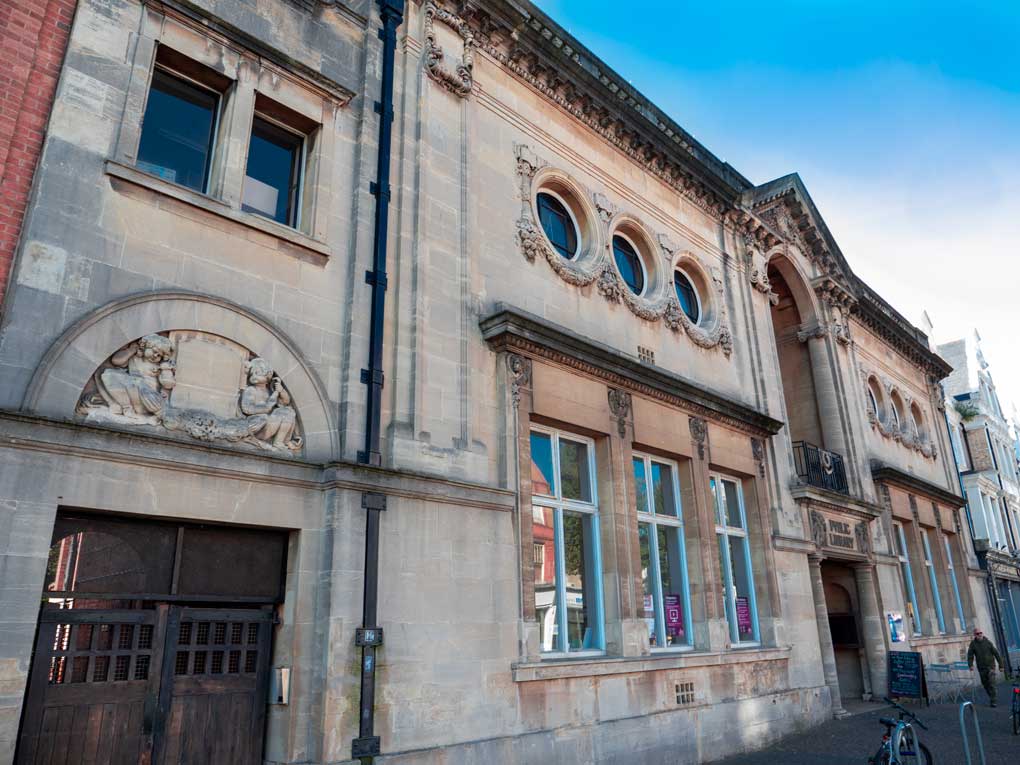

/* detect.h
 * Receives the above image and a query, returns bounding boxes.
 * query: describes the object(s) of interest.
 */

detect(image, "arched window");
[673,270,701,324]
[866,377,885,422]
[889,392,905,431]
[612,234,646,295]
[910,403,927,442]
[536,191,579,260]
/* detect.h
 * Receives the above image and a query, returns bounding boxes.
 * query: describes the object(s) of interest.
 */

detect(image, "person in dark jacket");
[967,628,1004,706]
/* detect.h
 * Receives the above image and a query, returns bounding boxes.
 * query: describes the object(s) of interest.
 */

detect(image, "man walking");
[967,628,1004,706]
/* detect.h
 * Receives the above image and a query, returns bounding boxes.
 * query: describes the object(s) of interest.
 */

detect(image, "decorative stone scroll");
[506,353,532,407]
[751,437,766,477]
[689,416,707,460]
[77,331,302,454]
[513,144,734,357]
[423,0,475,97]
[859,368,937,460]
[607,388,632,439]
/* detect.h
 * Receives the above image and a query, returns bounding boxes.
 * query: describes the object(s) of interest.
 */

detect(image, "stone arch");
[766,251,819,325]
[25,290,337,460]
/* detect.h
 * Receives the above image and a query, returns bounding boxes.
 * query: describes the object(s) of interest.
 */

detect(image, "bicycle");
[1011,682,1020,735]
[867,697,933,764]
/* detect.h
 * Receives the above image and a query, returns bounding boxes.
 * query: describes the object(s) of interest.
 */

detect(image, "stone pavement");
[715,680,1020,764]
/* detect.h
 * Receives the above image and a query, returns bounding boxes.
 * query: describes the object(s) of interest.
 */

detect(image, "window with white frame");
[950,424,970,471]
[920,529,945,633]
[530,428,605,655]
[943,534,966,632]
[711,474,759,645]
[634,454,693,649]
[894,522,922,636]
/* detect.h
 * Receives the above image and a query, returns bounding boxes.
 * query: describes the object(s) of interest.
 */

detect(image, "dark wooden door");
[16,607,167,765]
[154,608,273,765]
[17,606,272,765]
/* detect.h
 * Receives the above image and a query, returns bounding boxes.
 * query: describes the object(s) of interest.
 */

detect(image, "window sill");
[511,645,790,682]
[104,160,330,262]
[909,633,971,647]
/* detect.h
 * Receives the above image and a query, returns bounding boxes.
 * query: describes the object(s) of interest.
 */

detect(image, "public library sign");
[810,509,871,557]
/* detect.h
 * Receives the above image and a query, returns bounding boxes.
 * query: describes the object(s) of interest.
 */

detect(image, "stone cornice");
[424,0,750,217]
[854,284,952,378]
[789,485,884,519]
[479,305,783,436]
[871,463,965,508]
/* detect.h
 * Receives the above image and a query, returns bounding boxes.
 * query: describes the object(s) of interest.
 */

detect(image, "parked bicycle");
[867,697,933,764]
[1011,682,1020,735]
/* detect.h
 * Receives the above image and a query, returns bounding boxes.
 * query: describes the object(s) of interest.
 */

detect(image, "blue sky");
[534,0,1020,416]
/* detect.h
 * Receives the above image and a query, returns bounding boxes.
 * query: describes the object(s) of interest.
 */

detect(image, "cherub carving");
[240,357,301,451]
[93,334,175,422]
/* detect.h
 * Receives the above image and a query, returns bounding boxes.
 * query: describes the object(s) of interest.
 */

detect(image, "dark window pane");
[612,236,644,294]
[673,272,700,323]
[559,438,592,503]
[243,116,303,225]
[537,193,578,259]
[137,69,218,192]
[633,458,649,514]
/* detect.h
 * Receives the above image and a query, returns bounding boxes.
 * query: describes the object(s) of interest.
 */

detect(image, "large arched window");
[536,191,579,260]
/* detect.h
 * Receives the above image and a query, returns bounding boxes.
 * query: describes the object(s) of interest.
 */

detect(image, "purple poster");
[736,596,752,635]
[664,594,684,638]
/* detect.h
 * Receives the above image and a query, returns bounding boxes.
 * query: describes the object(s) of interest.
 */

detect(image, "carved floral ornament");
[422,0,475,97]
[859,367,936,460]
[514,143,734,357]
[76,331,303,454]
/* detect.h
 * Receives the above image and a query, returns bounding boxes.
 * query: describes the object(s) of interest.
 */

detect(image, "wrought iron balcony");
[792,441,849,495]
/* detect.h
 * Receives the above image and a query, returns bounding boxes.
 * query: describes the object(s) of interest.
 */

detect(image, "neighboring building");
[939,331,1020,670]
[0,1,982,764]
[0,0,78,301]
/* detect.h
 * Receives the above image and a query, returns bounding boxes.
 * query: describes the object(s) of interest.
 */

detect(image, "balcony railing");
[792,441,849,495]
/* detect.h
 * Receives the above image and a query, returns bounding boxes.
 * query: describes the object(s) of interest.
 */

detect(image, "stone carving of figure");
[94,334,175,422]
[240,357,301,451]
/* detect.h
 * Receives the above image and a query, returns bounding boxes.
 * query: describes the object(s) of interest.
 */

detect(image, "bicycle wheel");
[895,739,932,765]
[1013,705,1019,736]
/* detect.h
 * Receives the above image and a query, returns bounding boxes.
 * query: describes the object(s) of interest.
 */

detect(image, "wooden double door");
[17,604,273,764]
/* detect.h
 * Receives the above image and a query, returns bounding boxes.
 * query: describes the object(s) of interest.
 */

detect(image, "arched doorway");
[822,562,865,702]
[767,259,823,446]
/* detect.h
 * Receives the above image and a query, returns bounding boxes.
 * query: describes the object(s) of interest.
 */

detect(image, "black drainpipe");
[352,0,403,762]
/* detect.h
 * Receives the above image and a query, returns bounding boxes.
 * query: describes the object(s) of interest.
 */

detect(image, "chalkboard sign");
[888,650,927,702]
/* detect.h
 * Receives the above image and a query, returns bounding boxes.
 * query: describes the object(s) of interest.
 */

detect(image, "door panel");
[17,609,164,765]
[155,608,273,765]
[18,606,272,765]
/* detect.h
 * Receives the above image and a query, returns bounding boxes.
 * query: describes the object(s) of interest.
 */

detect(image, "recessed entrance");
[16,512,287,765]
[821,561,865,701]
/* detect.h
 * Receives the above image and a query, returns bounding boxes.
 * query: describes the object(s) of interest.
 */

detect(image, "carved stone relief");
[855,521,872,555]
[809,510,827,549]
[751,437,766,477]
[77,331,302,454]
[506,353,532,408]
[607,388,632,439]
[423,0,475,97]
[860,366,937,460]
[689,416,707,460]
[514,144,734,356]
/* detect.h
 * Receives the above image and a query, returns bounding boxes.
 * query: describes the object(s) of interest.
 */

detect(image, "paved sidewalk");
[715,681,1019,764]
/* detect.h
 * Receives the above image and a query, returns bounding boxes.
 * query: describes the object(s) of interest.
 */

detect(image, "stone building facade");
[939,331,1020,670]
[0,1,987,763]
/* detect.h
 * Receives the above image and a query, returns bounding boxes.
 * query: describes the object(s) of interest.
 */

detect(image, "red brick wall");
[0,0,77,302]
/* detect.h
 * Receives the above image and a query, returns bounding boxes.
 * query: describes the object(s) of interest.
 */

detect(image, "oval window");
[536,192,579,260]
[673,271,701,324]
[612,235,645,295]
